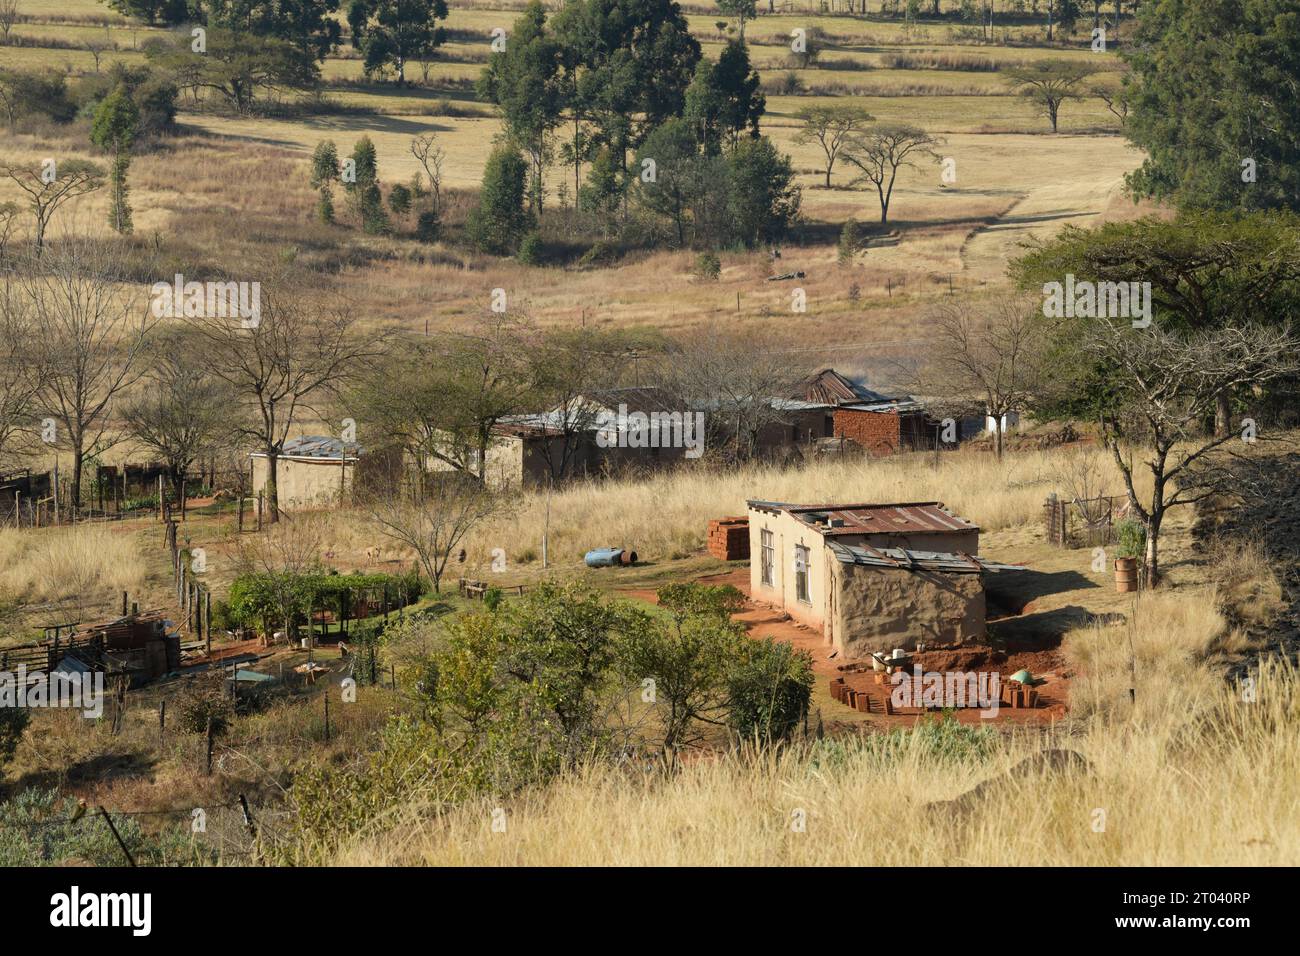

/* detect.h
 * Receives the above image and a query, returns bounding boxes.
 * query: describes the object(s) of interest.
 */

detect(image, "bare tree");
[662,330,810,463]
[119,327,236,496]
[0,201,18,258]
[410,134,444,212]
[84,31,114,73]
[0,273,42,456]
[369,476,499,595]
[0,1,18,44]
[21,242,152,515]
[1085,320,1300,585]
[1,159,103,252]
[841,125,942,224]
[903,295,1050,459]
[185,286,384,523]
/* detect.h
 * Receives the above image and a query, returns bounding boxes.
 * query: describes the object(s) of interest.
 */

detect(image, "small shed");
[250,436,401,511]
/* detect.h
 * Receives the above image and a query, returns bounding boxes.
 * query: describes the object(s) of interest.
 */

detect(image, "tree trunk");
[994,416,1004,459]
[1144,513,1161,588]
[266,449,280,523]
[1214,391,1231,438]
[70,445,84,518]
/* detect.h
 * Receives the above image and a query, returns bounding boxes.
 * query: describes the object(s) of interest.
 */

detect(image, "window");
[760,529,774,587]
[795,545,810,603]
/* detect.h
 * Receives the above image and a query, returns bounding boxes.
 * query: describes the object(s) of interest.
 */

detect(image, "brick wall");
[832,409,902,456]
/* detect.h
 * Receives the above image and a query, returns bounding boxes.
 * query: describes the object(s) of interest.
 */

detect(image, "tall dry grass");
[332,584,1297,866]
[0,524,146,619]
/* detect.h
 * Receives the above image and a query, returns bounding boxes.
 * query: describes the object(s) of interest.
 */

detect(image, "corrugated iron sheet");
[747,499,980,535]
[827,540,1019,573]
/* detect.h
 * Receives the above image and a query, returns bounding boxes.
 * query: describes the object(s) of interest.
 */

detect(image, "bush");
[176,683,234,736]
[388,182,412,216]
[415,208,441,243]
[694,251,721,280]
[726,637,814,744]
[0,707,29,773]
[838,218,863,263]
[466,145,534,255]
[516,231,543,265]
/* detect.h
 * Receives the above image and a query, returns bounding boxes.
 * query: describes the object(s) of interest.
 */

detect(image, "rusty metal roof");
[746,499,979,535]
[797,368,896,406]
[827,540,1017,573]
[251,436,363,460]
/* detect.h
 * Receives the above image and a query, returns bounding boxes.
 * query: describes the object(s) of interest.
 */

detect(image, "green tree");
[793,104,875,188]
[90,86,139,235]
[1002,59,1098,133]
[343,136,389,233]
[478,0,564,216]
[725,137,801,247]
[634,118,703,244]
[552,0,701,174]
[716,0,757,42]
[1123,0,1300,212]
[683,41,766,152]
[205,0,343,62]
[310,139,340,223]
[145,26,319,115]
[467,145,534,254]
[105,0,192,25]
[347,0,448,86]
[841,124,942,223]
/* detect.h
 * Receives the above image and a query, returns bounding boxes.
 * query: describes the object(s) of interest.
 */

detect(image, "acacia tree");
[1,160,103,252]
[22,243,152,515]
[1002,59,1098,133]
[185,288,383,523]
[793,105,874,189]
[1010,212,1300,435]
[841,124,941,223]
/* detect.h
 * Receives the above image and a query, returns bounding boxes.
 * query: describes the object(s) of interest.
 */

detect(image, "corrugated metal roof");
[827,540,1019,573]
[798,369,891,406]
[251,436,364,460]
[746,499,980,535]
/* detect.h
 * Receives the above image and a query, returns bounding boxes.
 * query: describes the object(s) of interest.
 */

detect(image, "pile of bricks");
[829,677,893,715]
[706,516,749,561]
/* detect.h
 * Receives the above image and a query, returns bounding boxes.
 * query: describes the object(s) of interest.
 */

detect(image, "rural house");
[251,437,401,512]
[795,369,935,456]
[746,499,1015,657]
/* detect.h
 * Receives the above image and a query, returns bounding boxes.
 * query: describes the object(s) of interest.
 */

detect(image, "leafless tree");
[84,31,114,73]
[0,273,42,457]
[119,327,237,496]
[903,294,1050,459]
[20,242,152,515]
[184,286,385,523]
[841,125,942,224]
[369,476,499,595]
[1085,320,1300,585]
[0,1,18,44]
[0,201,18,258]
[410,134,444,212]
[1,159,103,252]
[661,329,810,463]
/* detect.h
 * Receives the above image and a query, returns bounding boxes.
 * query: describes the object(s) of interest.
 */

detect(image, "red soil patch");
[619,567,1070,728]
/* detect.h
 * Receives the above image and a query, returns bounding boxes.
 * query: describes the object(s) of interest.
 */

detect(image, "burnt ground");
[1201,451,1300,679]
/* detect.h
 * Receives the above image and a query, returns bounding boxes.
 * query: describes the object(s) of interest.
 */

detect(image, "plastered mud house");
[746,500,1017,658]
[250,437,401,512]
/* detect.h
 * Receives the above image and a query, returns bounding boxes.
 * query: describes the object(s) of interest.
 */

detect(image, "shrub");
[465,145,534,255]
[694,251,721,280]
[415,208,441,243]
[176,685,233,736]
[516,231,543,265]
[388,182,412,216]
[0,707,29,774]
[726,637,814,744]
[838,218,863,263]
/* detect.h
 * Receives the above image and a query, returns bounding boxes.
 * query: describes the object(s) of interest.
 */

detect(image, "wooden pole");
[98,807,136,867]
[205,716,214,775]
[158,700,165,747]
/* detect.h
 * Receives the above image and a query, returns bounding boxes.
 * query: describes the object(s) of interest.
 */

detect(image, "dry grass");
[0,523,147,620]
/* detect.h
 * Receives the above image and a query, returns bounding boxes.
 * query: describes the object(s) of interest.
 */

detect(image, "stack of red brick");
[706,516,749,560]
